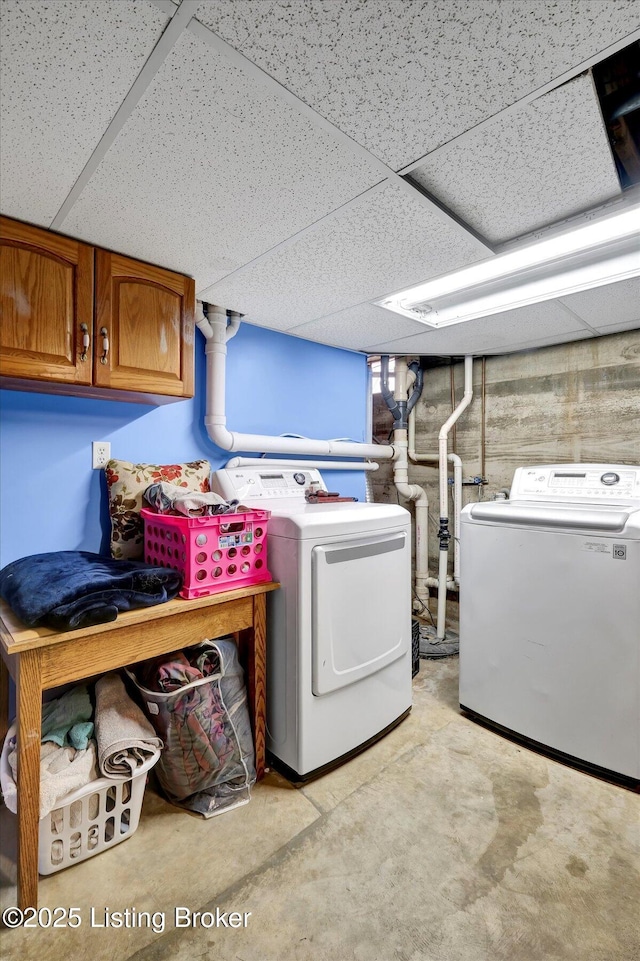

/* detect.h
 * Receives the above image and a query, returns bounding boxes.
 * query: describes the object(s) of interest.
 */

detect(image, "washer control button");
[293,472,306,485]
[601,472,620,486]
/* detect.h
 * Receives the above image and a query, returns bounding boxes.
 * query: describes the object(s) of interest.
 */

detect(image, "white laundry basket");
[1,725,157,875]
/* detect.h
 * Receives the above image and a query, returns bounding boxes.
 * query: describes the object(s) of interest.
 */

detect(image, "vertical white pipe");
[438,356,473,518]
[394,357,408,403]
[392,429,430,612]
[436,545,449,637]
[408,411,464,587]
[206,305,230,438]
[451,453,462,584]
[435,356,474,638]
[414,499,430,607]
[389,358,430,612]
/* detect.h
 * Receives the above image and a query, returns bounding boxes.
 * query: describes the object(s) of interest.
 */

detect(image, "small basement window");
[593,40,640,189]
[368,356,395,394]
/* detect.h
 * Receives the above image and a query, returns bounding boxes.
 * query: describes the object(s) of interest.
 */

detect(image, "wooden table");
[0,581,279,910]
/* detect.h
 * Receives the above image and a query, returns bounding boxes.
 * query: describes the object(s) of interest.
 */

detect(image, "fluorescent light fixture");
[375,203,640,328]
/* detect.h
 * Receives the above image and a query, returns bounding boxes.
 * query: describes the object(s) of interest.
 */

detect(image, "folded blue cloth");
[0,551,183,630]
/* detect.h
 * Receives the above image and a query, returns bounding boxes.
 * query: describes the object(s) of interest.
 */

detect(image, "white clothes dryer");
[212,466,412,781]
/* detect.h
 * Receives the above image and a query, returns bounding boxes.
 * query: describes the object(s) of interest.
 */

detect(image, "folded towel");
[94,673,163,779]
[68,721,94,752]
[2,738,99,819]
[41,685,93,748]
[0,551,183,630]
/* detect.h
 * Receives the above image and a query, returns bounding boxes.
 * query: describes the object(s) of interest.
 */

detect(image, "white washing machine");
[212,466,413,781]
[459,464,640,784]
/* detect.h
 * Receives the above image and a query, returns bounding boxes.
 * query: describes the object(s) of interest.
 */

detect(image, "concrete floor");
[1,657,639,961]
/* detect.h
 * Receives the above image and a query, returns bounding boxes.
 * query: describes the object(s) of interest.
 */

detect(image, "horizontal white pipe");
[199,304,394,461]
[206,419,393,458]
[224,457,379,471]
[426,576,457,590]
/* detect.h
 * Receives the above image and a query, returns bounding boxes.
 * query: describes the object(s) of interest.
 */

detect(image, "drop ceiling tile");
[0,0,170,227]
[195,0,640,169]
[559,278,640,329]
[366,300,589,355]
[198,181,487,329]
[60,30,383,288]
[287,303,428,352]
[410,74,621,244]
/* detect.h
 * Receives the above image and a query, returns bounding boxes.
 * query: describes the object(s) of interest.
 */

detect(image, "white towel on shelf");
[94,673,162,779]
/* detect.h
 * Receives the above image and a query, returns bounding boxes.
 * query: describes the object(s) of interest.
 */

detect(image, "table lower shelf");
[0,581,278,909]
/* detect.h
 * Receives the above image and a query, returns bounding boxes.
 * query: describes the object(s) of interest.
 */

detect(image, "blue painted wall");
[0,323,370,568]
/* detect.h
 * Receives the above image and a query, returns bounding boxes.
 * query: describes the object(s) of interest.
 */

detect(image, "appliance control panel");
[510,464,640,506]
[212,467,328,502]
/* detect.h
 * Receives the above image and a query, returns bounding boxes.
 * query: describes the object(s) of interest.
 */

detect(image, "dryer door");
[311,530,410,696]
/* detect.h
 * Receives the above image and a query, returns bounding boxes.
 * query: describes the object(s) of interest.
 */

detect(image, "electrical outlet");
[92,441,111,470]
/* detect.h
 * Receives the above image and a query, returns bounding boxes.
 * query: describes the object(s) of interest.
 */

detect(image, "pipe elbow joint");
[205,421,234,451]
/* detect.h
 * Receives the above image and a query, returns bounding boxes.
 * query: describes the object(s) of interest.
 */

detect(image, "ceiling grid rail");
[50,0,201,230]
[46,0,640,307]
[397,25,640,175]
[185,17,490,249]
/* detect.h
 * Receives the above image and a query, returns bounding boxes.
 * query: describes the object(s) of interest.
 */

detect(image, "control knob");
[293,472,306,485]
[600,472,620,486]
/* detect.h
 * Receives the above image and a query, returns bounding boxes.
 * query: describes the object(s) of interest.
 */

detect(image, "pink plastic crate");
[141,508,271,599]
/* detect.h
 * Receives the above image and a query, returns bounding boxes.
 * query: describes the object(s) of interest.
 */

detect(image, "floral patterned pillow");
[105,459,211,560]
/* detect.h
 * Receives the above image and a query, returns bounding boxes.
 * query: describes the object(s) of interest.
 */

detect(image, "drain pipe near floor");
[380,356,430,612]
[435,356,474,641]
[196,303,394,462]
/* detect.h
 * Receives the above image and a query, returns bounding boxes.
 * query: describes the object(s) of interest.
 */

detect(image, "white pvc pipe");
[427,576,455,589]
[392,430,430,612]
[436,356,473,638]
[408,412,463,585]
[388,358,430,613]
[438,356,473,518]
[224,456,379,471]
[199,304,394,461]
[451,453,462,584]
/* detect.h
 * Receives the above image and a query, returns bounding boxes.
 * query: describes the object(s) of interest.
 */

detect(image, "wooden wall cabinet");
[0,217,195,403]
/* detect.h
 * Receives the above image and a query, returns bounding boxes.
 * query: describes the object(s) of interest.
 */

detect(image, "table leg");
[16,649,42,910]
[252,593,267,780]
[0,654,9,746]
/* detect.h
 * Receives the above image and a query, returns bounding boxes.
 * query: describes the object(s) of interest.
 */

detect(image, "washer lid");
[464,500,637,532]
[265,501,411,539]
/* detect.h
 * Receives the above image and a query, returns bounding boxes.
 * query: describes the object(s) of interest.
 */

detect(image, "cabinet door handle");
[100,327,109,365]
[79,323,90,362]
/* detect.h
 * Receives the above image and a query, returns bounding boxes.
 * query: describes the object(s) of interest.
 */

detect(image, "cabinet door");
[94,251,195,398]
[0,217,94,385]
